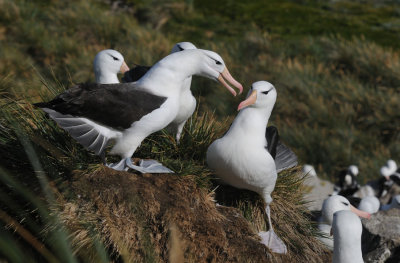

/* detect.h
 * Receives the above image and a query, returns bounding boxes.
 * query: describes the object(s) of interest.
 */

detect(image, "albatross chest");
[207,135,277,194]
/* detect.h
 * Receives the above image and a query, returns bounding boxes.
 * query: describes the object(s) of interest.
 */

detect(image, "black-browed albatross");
[332,210,364,263]
[93,49,129,84]
[122,42,200,143]
[35,49,243,173]
[206,81,297,254]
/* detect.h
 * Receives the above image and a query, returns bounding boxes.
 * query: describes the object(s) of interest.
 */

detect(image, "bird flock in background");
[303,159,400,262]
[34,42,399,260]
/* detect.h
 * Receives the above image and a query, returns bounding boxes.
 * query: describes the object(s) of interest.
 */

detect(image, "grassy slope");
[0,0,399,261]
[2,0,399,180]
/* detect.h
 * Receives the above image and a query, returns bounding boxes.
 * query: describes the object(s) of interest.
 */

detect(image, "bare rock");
[361,209,400,263]
[303,175,334,211]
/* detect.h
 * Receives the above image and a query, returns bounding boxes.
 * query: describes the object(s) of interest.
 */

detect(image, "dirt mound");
[58,167,330,262]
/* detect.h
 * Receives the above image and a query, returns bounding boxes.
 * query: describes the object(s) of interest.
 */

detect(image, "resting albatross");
[93,49,129,84]
[206,81,298,254]
[122,42,200,143]
[332,210,364,263]
[35,49,243,173]
[318,195,370,250]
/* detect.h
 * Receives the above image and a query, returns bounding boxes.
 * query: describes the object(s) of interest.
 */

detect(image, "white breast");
[207,112,277,195]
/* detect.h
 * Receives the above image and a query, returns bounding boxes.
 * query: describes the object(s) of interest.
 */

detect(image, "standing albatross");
[206,81,297,254]
[122,42,198,143]
[35,49,243,173]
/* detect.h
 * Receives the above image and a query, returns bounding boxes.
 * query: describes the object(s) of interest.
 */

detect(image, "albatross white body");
[207,81,295,254]
[207,86,277,199]
[36,49,243,173]
[122,42,198,142]
[332,210,364,263]
[318,195,370,250]
[167,42,197,142]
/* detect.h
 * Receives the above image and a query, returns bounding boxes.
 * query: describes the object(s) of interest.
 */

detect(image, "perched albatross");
[332,210,364,263]
[318,195,370,250]
[93,49,129,84]
[122,42,199,143]
[35,49,243,173]
[207,81,298,254]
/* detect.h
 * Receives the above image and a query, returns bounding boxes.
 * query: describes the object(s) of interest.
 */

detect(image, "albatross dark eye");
[341,202,349,206]
[216,60,222,65]
[262,90,270,95]
[109,54,119,61]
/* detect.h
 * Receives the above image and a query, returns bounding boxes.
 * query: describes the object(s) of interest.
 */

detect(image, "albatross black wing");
[265,126,298,173]
[265,126,279,159]
[34,83,167,155]
[122,65,151,83]
[34,82,167,130]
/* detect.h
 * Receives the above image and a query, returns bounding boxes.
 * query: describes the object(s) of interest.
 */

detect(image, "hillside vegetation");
[1,0,399,180]
[0,0,399,261]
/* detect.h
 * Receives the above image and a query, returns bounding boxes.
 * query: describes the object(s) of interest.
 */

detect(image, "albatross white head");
[139,49,243,96]
[171,42,197,53]
[93,49,130,84]
[237,81,277,111]
[322,195,371,225]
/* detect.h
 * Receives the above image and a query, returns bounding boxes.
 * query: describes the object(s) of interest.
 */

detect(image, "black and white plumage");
[35,49,243,173]
[207,81,298,254]
[122,42,198,143]
[333,165,360,196]
[381,159,400,184]
[93,49,129,84]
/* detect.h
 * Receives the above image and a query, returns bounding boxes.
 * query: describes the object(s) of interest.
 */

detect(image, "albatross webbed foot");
[258,204,287,254]
[258,230,287,254]
[125,158,174,174]
[106,159,129,171]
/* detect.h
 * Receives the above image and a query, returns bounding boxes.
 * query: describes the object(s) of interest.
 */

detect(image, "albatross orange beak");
[120,61,130,74]
[237,90,257,111]
[350,205,371,219]
[217,67,243,96]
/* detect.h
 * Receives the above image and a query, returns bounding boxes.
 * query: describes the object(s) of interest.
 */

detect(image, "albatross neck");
[95,72,119,84]
[136,50,203,95]
[227,106,273,141]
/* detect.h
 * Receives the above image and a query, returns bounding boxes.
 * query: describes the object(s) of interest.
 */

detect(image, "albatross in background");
[318,195,370,250]
[93,49,129,84]
[122,42,199,143]
[207,81,298,254]
[332,210,364,263]
[35,49,243,173]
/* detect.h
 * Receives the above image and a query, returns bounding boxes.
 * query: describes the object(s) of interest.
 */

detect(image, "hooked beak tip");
[120,61,129,74]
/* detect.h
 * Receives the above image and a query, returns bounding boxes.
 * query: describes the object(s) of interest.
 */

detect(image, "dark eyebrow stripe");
[177,45,184,51]
[262,88,273,94]
[108,53,119,60]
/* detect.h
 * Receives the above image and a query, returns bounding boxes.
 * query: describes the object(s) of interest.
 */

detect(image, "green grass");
[0,0,399,260]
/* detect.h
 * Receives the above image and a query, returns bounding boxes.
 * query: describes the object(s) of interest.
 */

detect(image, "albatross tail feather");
[38,108,119,155]
[275,141,298,173]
